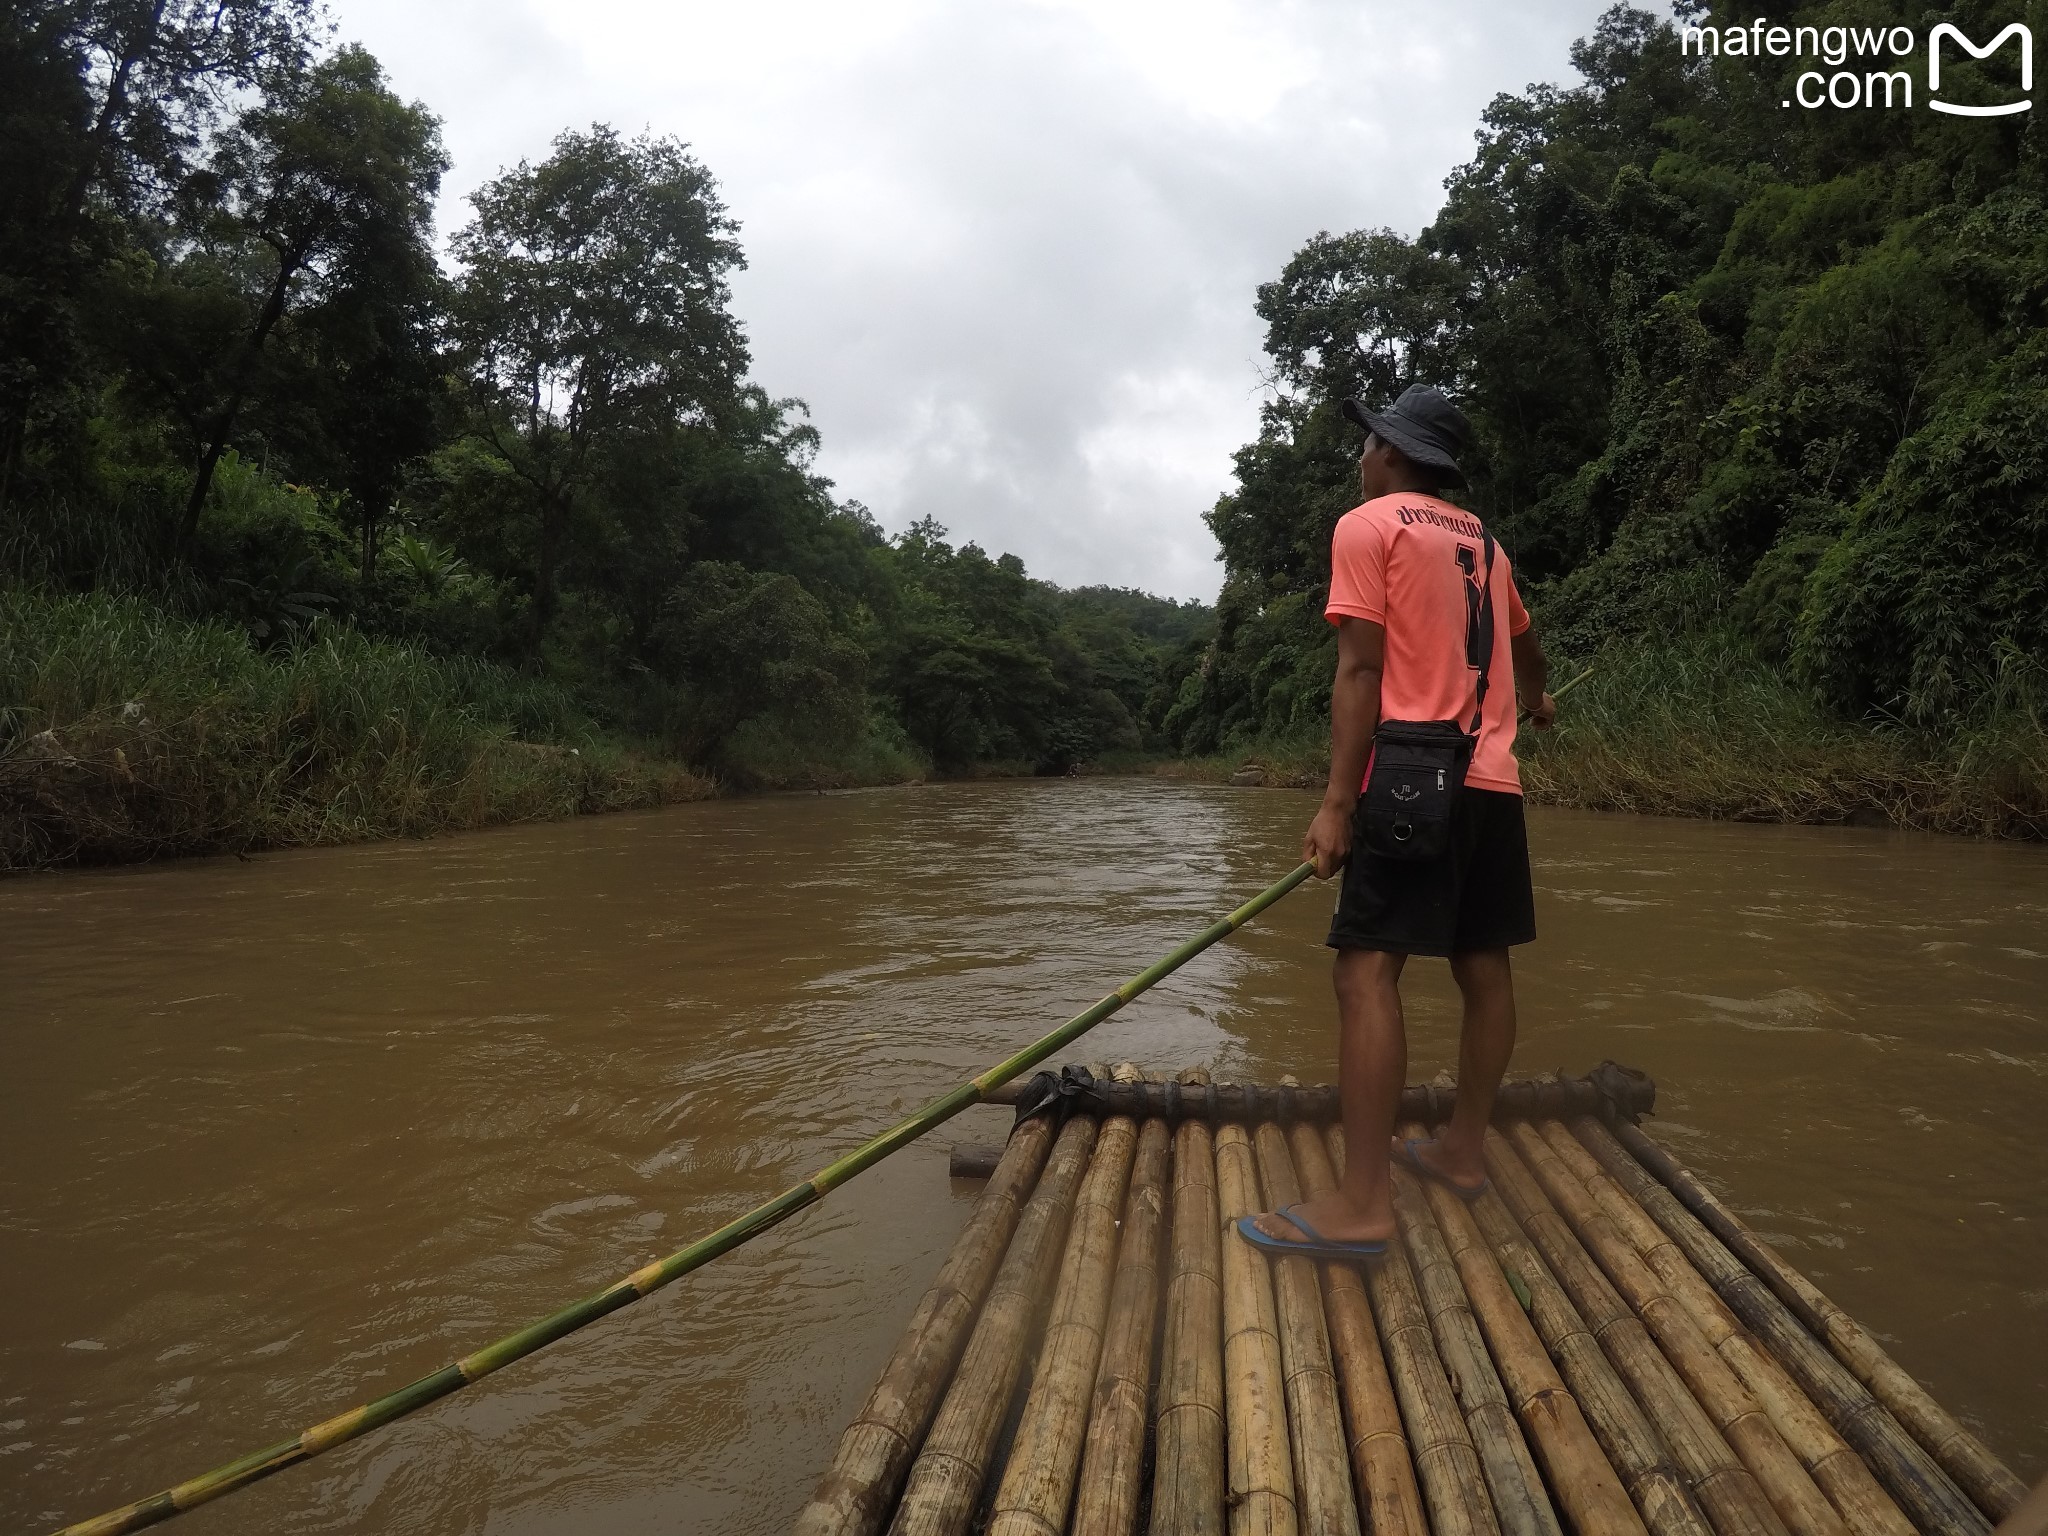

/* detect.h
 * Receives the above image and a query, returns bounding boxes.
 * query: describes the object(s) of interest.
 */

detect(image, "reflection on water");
[1,781,2042,1532]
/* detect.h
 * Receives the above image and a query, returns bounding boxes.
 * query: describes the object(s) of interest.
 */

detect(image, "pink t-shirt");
[1325,493,1532,795]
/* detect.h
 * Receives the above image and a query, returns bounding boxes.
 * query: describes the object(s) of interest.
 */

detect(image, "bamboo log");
[987,1070,1654,1126]
[1466,1174,1714,1536]
[1071,1081,1173,1536]
[1507,1121,1845,1536]
[796,1113,1060,1536]
[1327,1126,1499,1536]
[1607,1119,2025,1525]
[1548,1120,1915,1536]
[948,1143,1006,1180]
[1388,1122,1562,1536]
[1581,1120,1996,1536]
[1152,1068,1227,1536]
[888,1112,1100,1536]
[1484,1129,1792,1536]
[1403,1134,1644,1536]
[1250,1122,1363,1536]
[1285,1123,1428,1536]
[1217,1122,1301,1536]
[988,1070,1144,1536]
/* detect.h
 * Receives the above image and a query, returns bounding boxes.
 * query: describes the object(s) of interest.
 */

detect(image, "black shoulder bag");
[1357,529,1495,862]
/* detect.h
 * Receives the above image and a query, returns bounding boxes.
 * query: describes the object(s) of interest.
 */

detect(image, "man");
[1242,384,1554,1256]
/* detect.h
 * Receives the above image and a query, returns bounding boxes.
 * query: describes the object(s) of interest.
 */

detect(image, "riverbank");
[1,590,721,871]
[1148,641,2048,840]
[14,593,2048,872]
[1,590,1085,871]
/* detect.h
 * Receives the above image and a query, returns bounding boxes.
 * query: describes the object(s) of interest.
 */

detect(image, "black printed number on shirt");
[1456,544,1484,669]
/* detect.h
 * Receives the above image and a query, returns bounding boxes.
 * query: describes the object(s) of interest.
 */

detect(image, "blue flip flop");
[1235,1203,1389,1260]
[1397,1138,1490,1200]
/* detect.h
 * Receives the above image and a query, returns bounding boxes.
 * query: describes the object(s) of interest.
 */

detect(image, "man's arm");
[1304,617,1384,879]
[1512,625,1554,728]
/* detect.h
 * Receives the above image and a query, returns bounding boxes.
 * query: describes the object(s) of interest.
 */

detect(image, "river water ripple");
[2,780,2042,1531]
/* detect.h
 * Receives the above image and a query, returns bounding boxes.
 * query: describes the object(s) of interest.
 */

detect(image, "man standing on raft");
[1244,385,1555,1257]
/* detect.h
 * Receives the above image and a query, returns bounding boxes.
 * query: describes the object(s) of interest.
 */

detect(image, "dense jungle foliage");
[1170,0,2048,832]
[0,2,1209,863]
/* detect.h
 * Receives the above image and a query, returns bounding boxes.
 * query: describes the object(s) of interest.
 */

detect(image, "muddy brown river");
[3,780,2043,1532]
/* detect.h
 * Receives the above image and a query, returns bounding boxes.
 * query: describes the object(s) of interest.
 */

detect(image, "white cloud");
[332,0,1614,599]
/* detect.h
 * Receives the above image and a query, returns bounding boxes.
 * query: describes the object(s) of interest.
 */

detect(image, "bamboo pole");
[796,1112,1060,1536]
[888,1112,1100,1536]
[1465,1172,1714,1536]
[1605,1118,2025,1525]
[1548,1119,1916,1536]
[1506,1121,1846,1536]
[1327,1126,1499,1536]
[1217,1122,1301,1536]
[1285,1121,1428,1536]
[1070,1073,1173,1536]
[1251,1121,1363,1536]
[1388,1121,1561,1536]
[1580,1120,1997,1536]
[51,864,1319,1536]
[1484,1129,1792,1536]
[1151,1068,1226,1536]
[985,1072,1654,1126]
[988,1067,1145,1536]
[1401,1129,1643,1536]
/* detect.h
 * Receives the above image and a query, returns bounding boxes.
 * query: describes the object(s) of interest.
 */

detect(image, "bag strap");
[1468,529,1496,736]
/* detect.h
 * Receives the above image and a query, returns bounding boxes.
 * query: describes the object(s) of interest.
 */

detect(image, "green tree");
[1182,0,2048,752]
[0,0,325,505]
[170,45,444,543]
[451,126,748,636]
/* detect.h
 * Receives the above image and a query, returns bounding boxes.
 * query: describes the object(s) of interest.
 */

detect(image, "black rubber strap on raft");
[1588,1060,1654,1125]
[1012,1064,1104,1128]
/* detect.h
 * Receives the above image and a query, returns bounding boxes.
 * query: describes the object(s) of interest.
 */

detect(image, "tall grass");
[1,590,711,869]
[1519,640,2048,837]
[1153,635,2048,839]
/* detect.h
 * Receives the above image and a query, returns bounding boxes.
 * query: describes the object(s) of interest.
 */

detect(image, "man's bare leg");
[1400,947,1515,1189]
[1250,947,1405,1245]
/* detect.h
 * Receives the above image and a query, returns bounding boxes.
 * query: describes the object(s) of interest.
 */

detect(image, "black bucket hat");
[1341,385,1471,488]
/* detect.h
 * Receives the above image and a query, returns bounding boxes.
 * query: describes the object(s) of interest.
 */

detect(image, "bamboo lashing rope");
[55,863,1319,1536]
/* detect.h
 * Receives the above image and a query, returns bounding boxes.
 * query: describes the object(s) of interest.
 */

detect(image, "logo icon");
[1392,783,1421,803]
[1929,22,2032,115]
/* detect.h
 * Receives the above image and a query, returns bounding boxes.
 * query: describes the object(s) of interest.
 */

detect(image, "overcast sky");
[332,0,1617,601]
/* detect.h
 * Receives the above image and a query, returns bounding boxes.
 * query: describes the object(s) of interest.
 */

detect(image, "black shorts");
[1327,787,1536,957]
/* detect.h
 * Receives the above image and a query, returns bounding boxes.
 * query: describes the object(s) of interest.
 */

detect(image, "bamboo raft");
[793,1065,2027,1536]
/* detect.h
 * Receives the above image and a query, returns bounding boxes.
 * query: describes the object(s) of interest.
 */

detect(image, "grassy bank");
[1151,640,2048,840]
[1,590,715,870]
